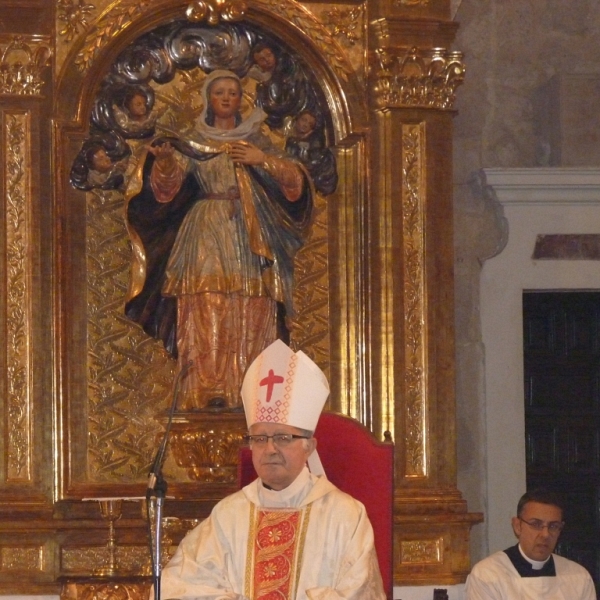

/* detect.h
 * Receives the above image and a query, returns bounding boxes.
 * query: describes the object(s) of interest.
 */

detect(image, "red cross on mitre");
[259,369,284,403]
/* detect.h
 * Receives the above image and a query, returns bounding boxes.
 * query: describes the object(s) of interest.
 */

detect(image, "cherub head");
[252,43,277,74]
[293,110,317,140]
[86,144,113,173]
[123,89,149,121]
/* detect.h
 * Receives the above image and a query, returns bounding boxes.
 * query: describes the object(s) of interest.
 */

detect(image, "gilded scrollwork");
[308,2,367,81]
[75,0,153,72]
[5,113,31,481]
[372,47,465,110]
[62,545,150,574]
[400,539,442,564]
[58,0,97,42]
[402,123,427,478]
[167,414,248,483]
[320,4,365,47]
[185,0,247,25]
[61,581,152,600]
[0,546,43,571]
[0,36,52,96]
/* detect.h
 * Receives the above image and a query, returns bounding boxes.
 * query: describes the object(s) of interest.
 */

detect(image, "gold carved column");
[366,3,483,586]
[0,27,55,593]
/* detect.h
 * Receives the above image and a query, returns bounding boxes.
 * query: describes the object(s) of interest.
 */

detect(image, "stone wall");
[452,0,600,563]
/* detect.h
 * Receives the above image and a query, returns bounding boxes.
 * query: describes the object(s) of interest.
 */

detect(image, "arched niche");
[52,0,373,503]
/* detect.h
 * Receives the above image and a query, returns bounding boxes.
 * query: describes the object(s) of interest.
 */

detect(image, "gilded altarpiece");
[0,0,481,595]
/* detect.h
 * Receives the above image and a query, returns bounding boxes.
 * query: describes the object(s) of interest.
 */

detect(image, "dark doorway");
[524,291,600,594]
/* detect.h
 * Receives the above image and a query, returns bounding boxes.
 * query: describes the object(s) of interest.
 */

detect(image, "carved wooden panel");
[3,110,33,483]
[61,577,152,600]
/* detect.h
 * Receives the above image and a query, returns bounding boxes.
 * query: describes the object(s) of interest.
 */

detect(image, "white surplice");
[465,549,596,600]
[159,467,385,600]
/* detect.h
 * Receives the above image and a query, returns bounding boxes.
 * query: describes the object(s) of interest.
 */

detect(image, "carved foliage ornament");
[5,113,31,481]
[400,539,442,564]
[169,425,247,483]
[62,546,150,575]
[76,0,153,72]
[402,123,427,478]
[58,0,96,42]
[0,546,44,572]
[61,579,151,600]
[0,36,52,96]
[373,47,465,110]
[320,3,364,47]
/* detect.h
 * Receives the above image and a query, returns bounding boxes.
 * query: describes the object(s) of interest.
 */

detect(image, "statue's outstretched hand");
[148,142,176,169]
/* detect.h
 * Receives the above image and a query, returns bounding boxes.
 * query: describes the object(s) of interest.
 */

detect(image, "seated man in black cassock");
[465,489,595,599]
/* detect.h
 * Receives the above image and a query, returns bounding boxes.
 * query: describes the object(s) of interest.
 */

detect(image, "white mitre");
[241,339,329,474]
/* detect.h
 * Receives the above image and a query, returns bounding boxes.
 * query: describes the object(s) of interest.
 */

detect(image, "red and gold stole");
[244,504,312,600]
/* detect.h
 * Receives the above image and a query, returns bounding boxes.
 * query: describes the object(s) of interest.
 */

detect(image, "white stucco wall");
[480,168,600,554]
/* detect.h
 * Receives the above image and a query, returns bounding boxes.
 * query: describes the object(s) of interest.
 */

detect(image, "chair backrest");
[238,411,394,599]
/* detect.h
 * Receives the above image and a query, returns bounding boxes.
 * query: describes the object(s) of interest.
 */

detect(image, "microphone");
[146,361,193,498]
[146,361,193,600]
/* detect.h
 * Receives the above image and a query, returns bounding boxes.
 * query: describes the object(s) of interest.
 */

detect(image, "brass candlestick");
[94,499,123,577]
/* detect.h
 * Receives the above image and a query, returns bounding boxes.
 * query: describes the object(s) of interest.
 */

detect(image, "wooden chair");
[239,411,394,599]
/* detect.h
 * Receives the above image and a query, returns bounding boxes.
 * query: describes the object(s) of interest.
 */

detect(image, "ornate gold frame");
[0,0,481,594]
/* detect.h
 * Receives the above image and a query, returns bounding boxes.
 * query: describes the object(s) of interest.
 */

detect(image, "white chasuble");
[159,468,385,600]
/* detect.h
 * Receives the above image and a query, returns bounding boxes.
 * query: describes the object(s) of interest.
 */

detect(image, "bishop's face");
[208,77,242,120]
[249,422,316,491]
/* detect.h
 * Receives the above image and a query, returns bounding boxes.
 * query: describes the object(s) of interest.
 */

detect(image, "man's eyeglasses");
[518,517,564,535]
[244,434,310,447]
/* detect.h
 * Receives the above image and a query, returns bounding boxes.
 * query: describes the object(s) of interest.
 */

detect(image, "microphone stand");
[146,362,191,600]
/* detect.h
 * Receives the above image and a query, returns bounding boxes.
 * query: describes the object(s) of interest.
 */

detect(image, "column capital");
[370,45,465,110]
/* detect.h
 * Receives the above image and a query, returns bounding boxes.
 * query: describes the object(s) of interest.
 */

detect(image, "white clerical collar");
[258,466,312,508]
[518,544,551,570]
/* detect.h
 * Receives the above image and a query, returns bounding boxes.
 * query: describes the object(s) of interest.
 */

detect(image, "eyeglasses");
[244,434,310,447]
[518,517,564,535]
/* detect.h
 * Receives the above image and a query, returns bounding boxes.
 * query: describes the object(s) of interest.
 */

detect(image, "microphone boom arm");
[146,361,192,600]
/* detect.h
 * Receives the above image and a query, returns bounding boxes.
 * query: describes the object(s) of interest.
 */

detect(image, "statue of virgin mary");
[124,70,314,409]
